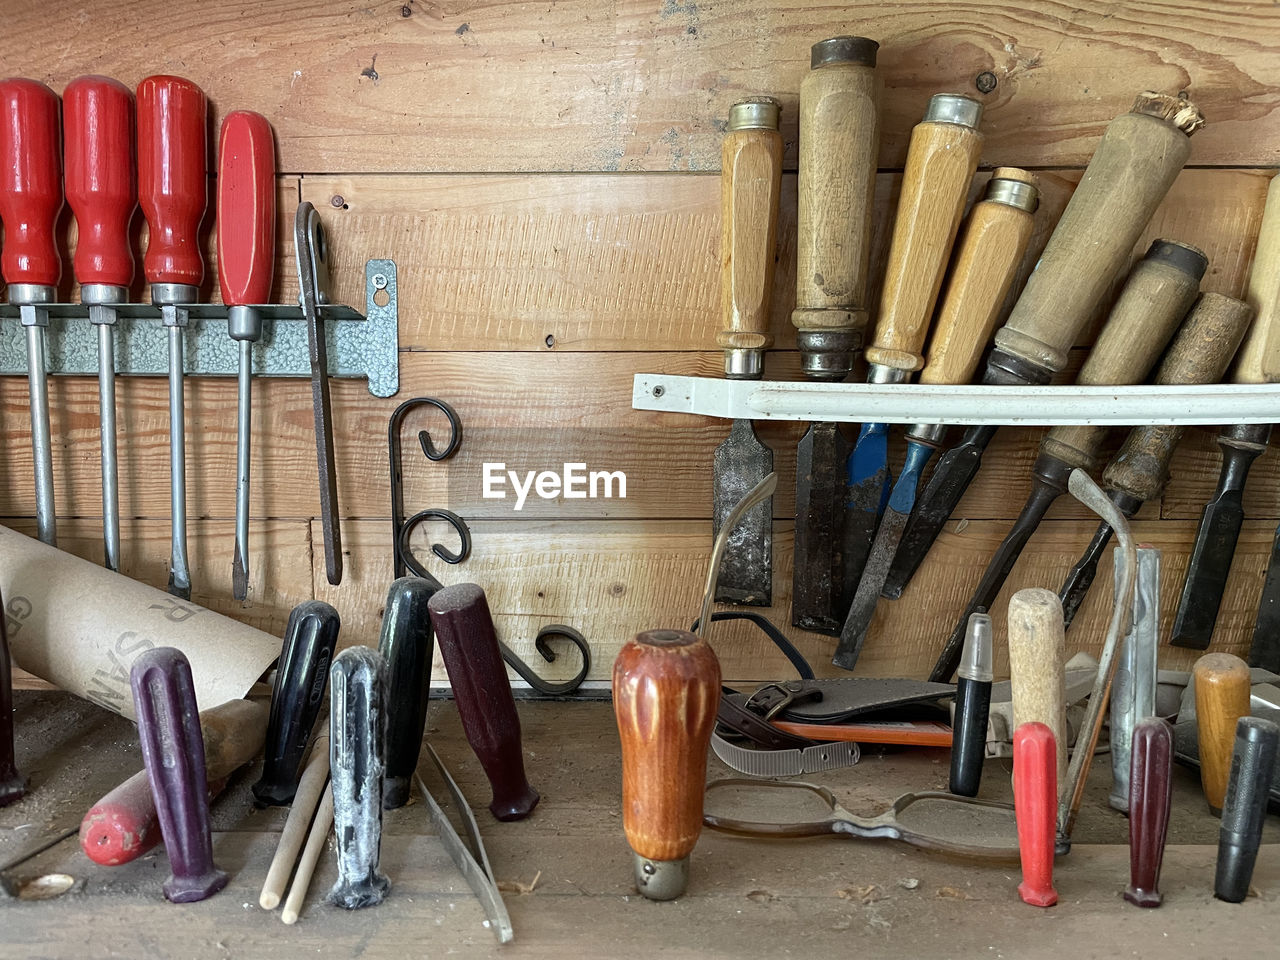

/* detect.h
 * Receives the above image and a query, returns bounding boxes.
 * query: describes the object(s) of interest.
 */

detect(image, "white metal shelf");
[631,374,1280,426]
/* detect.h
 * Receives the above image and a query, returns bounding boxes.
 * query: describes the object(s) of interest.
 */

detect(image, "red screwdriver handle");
[0,78,63,288]
[216,110,276,306]
[136,75,207,287]
[64,76,135,288]
[1013,721,1059,907]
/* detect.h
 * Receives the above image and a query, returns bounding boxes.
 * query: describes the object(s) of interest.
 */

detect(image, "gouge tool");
[218,110,277,601]
[297,201,344,586]
[0,79,63,547]
[835,93,983,667]
[713,96,782,605]
[791,36,880,634]
[927,240,1206,681]
[884,92,1205,600]
[137,75,208,600]
[1058,292,1253,628]
[839,167,1037,663]
[65,76,135,571]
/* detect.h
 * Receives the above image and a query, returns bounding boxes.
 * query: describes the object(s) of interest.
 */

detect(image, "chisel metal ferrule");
[810,35,878,68]
[985,176,1040,214]
[10,283,53,324]
[83,283,127,322]
[922,93,982,129]
[154,282,196,326]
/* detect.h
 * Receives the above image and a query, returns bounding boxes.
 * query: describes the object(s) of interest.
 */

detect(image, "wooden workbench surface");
[2,692,1276,958]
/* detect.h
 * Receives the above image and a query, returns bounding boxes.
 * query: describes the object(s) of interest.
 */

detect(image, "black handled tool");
[949,611,993,797]
[380,577,440,809]
[1214,717,1279,902]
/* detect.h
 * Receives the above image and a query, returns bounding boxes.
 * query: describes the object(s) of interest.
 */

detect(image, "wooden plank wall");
[3,0,1280,686]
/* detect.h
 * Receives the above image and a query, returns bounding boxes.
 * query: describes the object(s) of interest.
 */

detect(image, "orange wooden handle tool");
[1193,652,1252,814]
[614,629,721,901]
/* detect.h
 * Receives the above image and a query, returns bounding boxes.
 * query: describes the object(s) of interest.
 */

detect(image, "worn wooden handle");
[1193,652,1252,814]
[717,98,783,373]
[1104,292,1254,499]
[993,92,1202,378]
[1242,173,1280,382]
[791,37,880,376]
[919,168,1038,386]
[1007,588,1068,786]
[613,630,720,867]
[866,95,983,373]
[1039,239,1205,471]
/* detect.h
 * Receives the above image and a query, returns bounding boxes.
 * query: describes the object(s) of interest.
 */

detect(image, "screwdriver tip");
[232,552,249,603]
[167,574,191,602]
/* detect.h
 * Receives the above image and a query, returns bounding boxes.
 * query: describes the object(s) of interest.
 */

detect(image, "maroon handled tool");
[130,647,228,903]
[428,583,539,821]
[1125,717,1173,907]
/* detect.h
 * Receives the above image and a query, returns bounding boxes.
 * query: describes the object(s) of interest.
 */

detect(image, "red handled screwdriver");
[216,111,276,601]
[64,76,136,572]
[0,79,64,546]
[137,76,207,599]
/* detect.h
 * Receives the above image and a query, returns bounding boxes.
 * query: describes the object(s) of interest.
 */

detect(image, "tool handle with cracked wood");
[1103,292,1254,502]
[217,110,276,309]
[136,75,207,287]
[1037,239,1206,473]
[866,94,983,376]
[1007,588,1068,788]
[918,168,1039,387]
[717,97,782,380]
[64,76,135,288]
[0,78,63,288]
[989,92,1203,384]
[429,582,540,821]
[1194,652,1252,815]
[791,36,880,381]
[614,629,721,901]
[80,699,268,866]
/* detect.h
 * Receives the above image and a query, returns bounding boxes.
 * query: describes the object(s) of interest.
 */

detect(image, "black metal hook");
[498,624,591,697]
[396,509,472,586]
[389,398,464,579]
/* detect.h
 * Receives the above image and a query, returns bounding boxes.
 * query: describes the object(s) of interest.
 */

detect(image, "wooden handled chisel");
[791,36,881,635]
[883,91,1205,601]
[713,97,783,605]
[837,168,1038,661]
[928,239,1206,681]
[833,93,984,666]
[1058,293,1254,628]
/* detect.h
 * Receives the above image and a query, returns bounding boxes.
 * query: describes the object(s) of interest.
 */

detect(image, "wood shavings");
[838,884,884,903]
[497,870,541,895]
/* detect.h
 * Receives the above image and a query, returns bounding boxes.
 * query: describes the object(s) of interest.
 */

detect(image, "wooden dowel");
[259,734,330,910]
[281,785,335,925]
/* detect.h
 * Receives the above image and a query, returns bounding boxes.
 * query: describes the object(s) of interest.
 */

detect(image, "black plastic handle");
[379,577,440,809]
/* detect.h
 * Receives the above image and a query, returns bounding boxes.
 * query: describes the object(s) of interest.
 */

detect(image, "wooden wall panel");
[5,1,1280,171]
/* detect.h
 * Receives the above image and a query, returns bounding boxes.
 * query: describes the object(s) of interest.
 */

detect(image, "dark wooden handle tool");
[1194,652,1252,814]
[130,647,228,903]
[429,582,539,821]
[1124,717,1174,907]
[253,600,340,807]
[1058,293,1253,628]
[713,96,782,606]
[1215,717,1279,902]
[791,36,880,636]
[614,629,721,901]
[379,576,440,809]
[328,645,390,909]
[884,93,1204,601]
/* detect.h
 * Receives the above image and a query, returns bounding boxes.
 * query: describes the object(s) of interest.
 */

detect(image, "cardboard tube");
[0,526,280,719]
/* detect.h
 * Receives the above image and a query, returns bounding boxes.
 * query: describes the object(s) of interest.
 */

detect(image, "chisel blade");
[882,425,998,599]
[840,421,892,611]
[1058,519,1114,631]
[713,418,774,605]
[1170,493,1246,650]
[834,440,935,669]
[793,422,852,634]
[1248,522,1280,671]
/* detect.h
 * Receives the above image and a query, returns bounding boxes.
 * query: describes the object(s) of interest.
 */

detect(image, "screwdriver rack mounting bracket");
[633,374,1280,426]
[0,260,400,397]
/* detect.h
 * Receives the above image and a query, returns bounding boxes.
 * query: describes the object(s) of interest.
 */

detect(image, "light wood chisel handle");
[718,97,782,380]
[791,36,880,380]
[918,168,1039,387]
[1241,173,1280,382]
[1007,588,1068,786]
[1194,652,1252,815]
[867,94,984,379]
[1039,239,1206,472]
[990,92,1203,384]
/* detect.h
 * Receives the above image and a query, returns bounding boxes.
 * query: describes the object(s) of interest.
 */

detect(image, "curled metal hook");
[396,509,472,585]
[390,397,465,578]
[498,624,591,697]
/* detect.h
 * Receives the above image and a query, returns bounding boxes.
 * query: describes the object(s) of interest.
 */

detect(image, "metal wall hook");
[499,624,591,697]
[389,396,466,578]
[397,509,472,576]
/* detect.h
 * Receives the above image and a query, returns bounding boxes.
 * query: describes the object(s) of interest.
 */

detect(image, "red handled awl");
[0,78,64,547]
[137,75,207,600]
[217,110,276,602]
[64,76,135,571]
[1013,721,1058,907]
